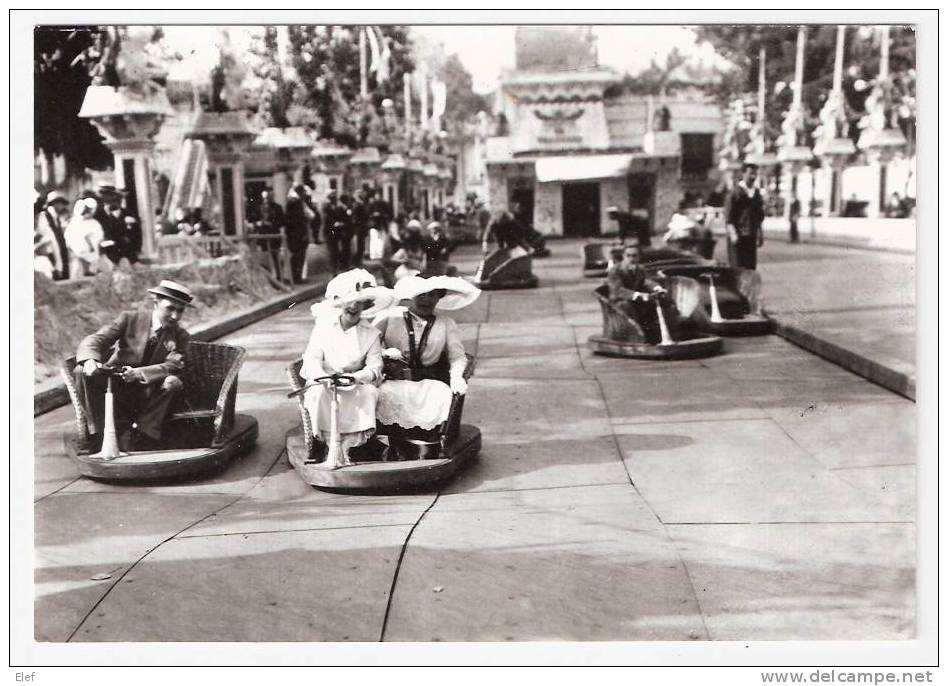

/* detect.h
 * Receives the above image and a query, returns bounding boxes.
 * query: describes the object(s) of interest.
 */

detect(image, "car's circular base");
[471,274,539,290]
[587,334,724,359]
[66,413,259,482]
[699,315,773,336]
[286,423,481,493]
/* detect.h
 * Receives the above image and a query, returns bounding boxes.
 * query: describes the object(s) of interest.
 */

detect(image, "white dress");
[374,307,467,431]
[64,216,104,274]
[301,315,383,448]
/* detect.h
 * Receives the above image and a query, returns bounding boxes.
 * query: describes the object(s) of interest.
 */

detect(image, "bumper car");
[658,265,772,336]
[587,282,724,359]
[285,354,480,493]
[61,342,258,481]
[471,246,538,290]
[582,242,710,278]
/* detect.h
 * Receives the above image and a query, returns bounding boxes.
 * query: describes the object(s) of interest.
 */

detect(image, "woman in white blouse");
[301,269,394,465]
[64,198,104,277]
[373,275,481,460]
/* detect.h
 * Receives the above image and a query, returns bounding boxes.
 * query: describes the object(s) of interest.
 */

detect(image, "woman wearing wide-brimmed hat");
[373,275,481,460]
[301,269,395,463]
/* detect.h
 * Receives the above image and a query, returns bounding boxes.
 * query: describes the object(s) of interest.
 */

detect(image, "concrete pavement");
[752,240,916,399]
[34,240,915,642]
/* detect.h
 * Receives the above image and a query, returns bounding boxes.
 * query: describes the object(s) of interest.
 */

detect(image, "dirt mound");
[34,255,286,384]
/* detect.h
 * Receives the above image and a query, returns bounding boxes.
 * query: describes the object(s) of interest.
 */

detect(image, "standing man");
[73,280,193,452]
[284,185,312,282]
[97,185,142,264]
[788,193,801,244]
[35,191,70,280]
[724,163,765,269]
[350,184,373,267]
[321,190,351,275]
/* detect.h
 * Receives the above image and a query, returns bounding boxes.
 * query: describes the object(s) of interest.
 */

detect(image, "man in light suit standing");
[73,280,194,452]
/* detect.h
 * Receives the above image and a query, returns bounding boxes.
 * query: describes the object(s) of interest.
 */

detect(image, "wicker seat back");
[593,285,647,343]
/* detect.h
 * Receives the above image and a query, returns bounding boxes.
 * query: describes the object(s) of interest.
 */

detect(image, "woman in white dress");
[301,269,395,465]
[64,198,104,277]
[374,275,481,460]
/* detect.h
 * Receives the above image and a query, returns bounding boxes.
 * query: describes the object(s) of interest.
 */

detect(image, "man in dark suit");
[724,163,765,269]
[73,280,193,452]
[97,185,142,264]
[284,185,314,282]
[350,184,376,267]
[606,241,680,344]
[321,190,351,275]
[35,191,70,280]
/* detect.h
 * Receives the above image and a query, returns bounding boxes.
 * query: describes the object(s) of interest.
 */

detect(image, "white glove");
[726,225,738,242]
[82,359,101,376]
[450,376,468,395]
[632,292,649,302]
[652,285,667,295]
[382,348,404,360]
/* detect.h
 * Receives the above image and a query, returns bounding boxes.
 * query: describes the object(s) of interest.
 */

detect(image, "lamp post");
[79,84,173,259]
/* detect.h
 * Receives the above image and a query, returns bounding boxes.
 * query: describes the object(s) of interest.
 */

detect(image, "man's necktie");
[143,328,163,364]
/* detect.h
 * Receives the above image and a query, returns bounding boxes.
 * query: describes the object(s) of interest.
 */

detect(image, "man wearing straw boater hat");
[73,280,194,452]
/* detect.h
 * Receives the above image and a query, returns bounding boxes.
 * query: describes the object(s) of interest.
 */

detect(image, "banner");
[430,79,447,120]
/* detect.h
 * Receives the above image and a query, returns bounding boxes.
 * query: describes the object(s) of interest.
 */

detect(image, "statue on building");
[652,105,672,132]
[814,88,849,147]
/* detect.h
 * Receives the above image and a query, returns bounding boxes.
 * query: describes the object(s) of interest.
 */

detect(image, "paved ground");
[34,240,916,642]
[751,240,916,391]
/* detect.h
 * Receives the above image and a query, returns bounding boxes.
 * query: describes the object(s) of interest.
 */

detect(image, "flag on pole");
[359,26,368,98]
[431,79,447,120]
[366,26,381,74]
[415,69,428,128]
[404,72,412,137]
[375,27,391,83]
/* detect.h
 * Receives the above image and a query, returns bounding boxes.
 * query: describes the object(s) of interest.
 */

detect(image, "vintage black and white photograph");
[13,9,935,669]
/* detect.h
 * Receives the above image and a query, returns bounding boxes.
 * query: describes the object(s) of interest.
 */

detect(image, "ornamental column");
[814,25,857,216]
[185,111,255,238]
[777,26,815,216]
[79,85,173,259]
[857,25,908,217]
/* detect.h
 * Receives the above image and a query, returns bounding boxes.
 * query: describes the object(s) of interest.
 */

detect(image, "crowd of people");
[33,184,142,281]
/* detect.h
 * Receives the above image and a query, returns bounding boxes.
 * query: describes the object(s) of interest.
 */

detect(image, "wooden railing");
[245,231,294,285]
[156,235,232,264]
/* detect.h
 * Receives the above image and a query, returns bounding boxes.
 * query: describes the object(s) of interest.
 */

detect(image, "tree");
[694,25,916,147]
[245,26,296,128]
[286,25,415,148]
[35,25,180,187]
[436,53,490,137]
[34,26,114,187]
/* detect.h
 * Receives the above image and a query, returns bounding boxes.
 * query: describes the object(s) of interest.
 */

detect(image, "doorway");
[562,182,601,236]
